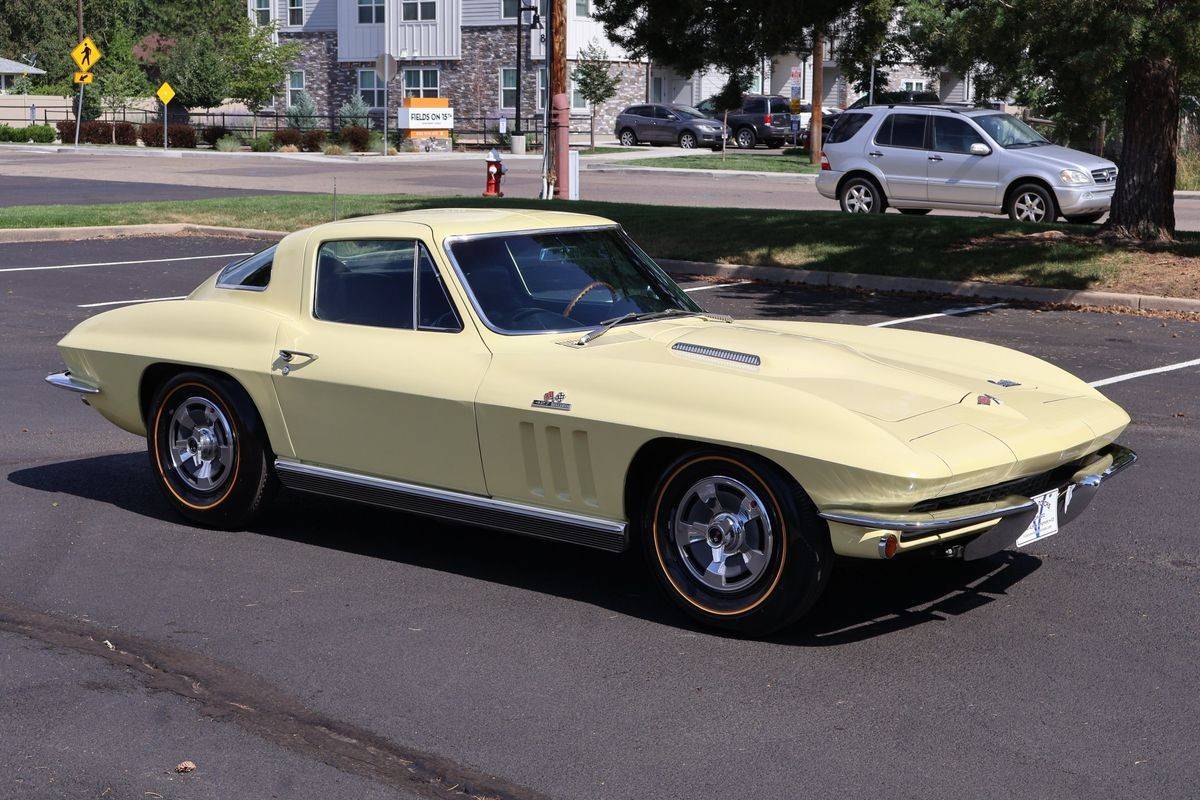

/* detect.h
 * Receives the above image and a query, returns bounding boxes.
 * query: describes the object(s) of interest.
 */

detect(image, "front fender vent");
[671,342,761,366]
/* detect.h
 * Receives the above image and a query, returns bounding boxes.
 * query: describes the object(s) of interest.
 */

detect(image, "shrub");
[338,94,370,128]
[0,125,16,142]
[273,127,302,147]
[250,133,274,152]
[277,144,299,153]
[366,130,384,152]
[201,125,229,147]
[215,135,241,152]
[301,129,327,152]
[286,91,317,131]
[113,121,138,146]
[139,122,163,147]
[55,119,75,142]
[168,123,197,148]
[80,120,113,145]
[323,143,344,155]
[340,124,370,151]
[26,124,55,143]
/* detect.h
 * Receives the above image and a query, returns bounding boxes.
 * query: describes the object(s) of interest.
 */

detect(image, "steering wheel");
[563,281,618,318]
[511,307,572,329]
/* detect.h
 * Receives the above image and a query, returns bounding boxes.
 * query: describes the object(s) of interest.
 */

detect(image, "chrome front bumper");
[45,370,100,394]
[1055,183,1116,215]
[819,443,1136,560]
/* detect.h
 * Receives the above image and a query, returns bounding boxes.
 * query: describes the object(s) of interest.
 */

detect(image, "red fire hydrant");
[483,148,506,197]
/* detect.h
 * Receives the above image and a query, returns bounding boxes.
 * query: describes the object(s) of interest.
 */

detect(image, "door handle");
[868,151,883,158]
[278,349,316,362]
[927,155,943,161]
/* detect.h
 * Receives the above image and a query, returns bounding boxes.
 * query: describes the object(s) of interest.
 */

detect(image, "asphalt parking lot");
[2,233,1198,799]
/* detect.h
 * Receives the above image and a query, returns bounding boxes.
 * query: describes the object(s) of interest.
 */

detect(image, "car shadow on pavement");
[10,452,1041,646]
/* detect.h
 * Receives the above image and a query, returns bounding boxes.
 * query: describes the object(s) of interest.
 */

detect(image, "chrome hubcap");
[168,396,234,492]
[681,134,695,148]
[737,131,753,147]
[1015,192,1046,221]
[621,131,634,146]
[845,184,874,212]
[672,476,774,593]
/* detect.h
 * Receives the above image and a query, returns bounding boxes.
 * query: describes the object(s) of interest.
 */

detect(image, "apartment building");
[249,0,648,132]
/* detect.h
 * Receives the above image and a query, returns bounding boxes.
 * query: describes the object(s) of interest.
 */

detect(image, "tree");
[158,30,230,109]
[901,0,1200,241]
[96,26,149,142]
[286,91,317,131]
[10,72,33,95]
[571,41,619,149]
[225,18,300,137]
[338,94,371,128]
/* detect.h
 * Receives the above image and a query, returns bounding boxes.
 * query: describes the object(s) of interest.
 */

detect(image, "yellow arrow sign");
[71,36,102,72]
[73,71,94,85]
[156,82,176,106]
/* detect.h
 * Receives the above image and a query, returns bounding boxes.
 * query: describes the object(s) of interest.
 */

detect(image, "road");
[4,148,1200,228]
[2,233,1197,799]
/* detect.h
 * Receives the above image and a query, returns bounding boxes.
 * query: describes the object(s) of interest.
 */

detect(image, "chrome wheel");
[619,129,636,147]
[844,183,875,213]
[1014,191,1048,222]
[679,132,696,149]
[672,476,774,593]
[167,396,235,492]
[736,129,755,148]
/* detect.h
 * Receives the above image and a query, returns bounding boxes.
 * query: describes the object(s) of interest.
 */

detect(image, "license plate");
[1016,487,1060,547]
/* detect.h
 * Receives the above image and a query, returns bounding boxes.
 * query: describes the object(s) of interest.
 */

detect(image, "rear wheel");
[839,175,885,214]
[735,127,757,149]
[1065,211,1104,224]
[641,450,833,636]
[1008,183,1057,223]
[619,128,638,147]
[147,371,274,529]
[678,131,697,149]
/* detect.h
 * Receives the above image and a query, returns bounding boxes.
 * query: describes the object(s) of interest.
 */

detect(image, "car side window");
[744,97,767,114]
[217,245,275,290]
[417,245,461,332]
[824,112,872,144]
[653,106,673,119]
[932,116,986,154]
[878,113,926,149]
[627,105,648,117]
[315,239,416,330]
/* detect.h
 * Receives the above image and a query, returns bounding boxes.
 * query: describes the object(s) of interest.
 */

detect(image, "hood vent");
[672,342,762,366]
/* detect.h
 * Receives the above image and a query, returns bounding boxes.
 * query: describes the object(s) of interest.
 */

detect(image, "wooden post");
[810,31,824,165]
[548,0,568,195]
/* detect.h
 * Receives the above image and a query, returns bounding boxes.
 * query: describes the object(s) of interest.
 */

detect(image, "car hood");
[1006,143,1115,173]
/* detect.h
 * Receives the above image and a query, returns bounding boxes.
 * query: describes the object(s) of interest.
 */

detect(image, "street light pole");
[514,3,542,138]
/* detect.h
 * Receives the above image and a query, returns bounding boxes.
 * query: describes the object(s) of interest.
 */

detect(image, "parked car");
[847,90,941,110]
[46,209,1134,635]
[696,94,793,149]
[816,104,1119,223]
[614,104,727,149]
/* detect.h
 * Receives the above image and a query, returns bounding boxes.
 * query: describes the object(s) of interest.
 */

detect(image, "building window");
[287,70,305,107]
[358,69,385,108]
[537,67,547,110]
[570,78,587,110]
[903,79,927,92]
[404,68,439,98]
[502,0,518,18]
[402,0,436,20]
[253,0,271,26]
[288,0,303,26]
[500,68,518,109]
[575,0,589,16]
[357,0,384,23]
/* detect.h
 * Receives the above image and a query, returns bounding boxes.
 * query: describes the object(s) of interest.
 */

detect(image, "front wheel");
[678,131,697,149]
[839,176,885,214]
[735,127,757,149]
[1065,211,1105,224]
[1008,183,1057,223]
[641,450,833,636]
[147,371,274,529]
[618,128,638,147]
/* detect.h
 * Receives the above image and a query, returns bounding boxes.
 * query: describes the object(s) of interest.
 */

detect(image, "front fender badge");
[977,394,1002,406]
[532,390,571,411]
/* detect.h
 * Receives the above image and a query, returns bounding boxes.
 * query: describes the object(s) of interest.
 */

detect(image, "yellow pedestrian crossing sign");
[73,71,94,85]
[71,36,102,72]
[156,82,176,106]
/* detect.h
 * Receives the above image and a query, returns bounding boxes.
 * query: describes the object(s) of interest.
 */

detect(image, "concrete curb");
[585,164,818,182]
[0,223,286,244]
[657,258,1200,314]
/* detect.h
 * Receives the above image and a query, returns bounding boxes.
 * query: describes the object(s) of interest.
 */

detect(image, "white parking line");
[683,282,743,293]
[78,295,187,308]
[869,303,1008,328]
[1089,358,1200,388]
[0,252,253,274]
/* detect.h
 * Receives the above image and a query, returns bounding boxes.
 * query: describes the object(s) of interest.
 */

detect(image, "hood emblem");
[532,390,571,411]
[977,394,1002,406]
[988,379,1021,388]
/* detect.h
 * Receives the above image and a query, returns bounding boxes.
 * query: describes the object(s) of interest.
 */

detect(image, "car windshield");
[672,106,706,119]
[448,228,701,333]
[974,113,1049,148]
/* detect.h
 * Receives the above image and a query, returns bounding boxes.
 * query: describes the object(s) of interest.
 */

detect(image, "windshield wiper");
[573,309,722,346]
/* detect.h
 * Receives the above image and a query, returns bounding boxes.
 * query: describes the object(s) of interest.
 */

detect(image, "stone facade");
[278,27,648,142]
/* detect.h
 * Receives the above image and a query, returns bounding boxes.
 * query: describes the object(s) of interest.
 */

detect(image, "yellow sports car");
[46,209,1135,635]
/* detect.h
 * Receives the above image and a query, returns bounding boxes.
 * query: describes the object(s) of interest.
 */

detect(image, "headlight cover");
[1060,168,1091,185]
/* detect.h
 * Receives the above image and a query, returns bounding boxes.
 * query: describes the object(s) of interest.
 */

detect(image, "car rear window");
[217,246,275,290]
[769,97,790,114]
[743,97,767,114]
[824,112,871,143]
[877,113,927,148]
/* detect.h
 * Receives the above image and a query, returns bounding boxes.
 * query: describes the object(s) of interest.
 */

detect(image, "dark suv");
[696,94,792,149]
[847,90,941,110]
[614,104,728,149]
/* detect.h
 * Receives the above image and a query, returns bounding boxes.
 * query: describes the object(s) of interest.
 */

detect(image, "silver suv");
[816,105,1118,224]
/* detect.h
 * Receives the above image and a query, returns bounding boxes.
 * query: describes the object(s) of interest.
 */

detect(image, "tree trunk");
[590,108,595,150]
[1103,55,1180,241]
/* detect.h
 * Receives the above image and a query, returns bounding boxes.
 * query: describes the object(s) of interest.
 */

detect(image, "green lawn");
[3,193,1197,298]
[619,153,820,174]
[576,146,638,155]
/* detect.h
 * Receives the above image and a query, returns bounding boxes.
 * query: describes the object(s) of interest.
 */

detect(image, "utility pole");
[77,0,84,41]
[810,31,824,166]
[548,0,568,197]
[515,6,524,136]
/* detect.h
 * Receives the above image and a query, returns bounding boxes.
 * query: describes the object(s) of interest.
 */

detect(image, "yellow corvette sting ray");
[46,209,1135,635]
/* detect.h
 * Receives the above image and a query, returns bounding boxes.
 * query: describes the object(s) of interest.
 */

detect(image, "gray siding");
[275,0,337,31]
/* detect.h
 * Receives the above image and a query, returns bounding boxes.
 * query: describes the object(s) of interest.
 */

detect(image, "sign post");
[156,82,175,150]
[375,53,398,157]
[69,35,103,148]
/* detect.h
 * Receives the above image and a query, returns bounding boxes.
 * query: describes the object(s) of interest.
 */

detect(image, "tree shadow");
[9,453,1040,647]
